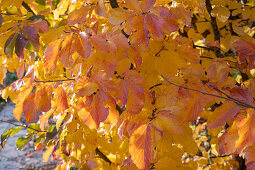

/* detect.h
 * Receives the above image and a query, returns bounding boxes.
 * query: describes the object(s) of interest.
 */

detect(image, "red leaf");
[22,26,40,51]
[145,13,163,38]
[129,124,152,170]
[28,20,48,33]
[230,87,253,105]
[233,39,255,69]
[15,33,28,59]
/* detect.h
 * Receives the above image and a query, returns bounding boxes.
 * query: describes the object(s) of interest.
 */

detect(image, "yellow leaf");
[43,145,54,162]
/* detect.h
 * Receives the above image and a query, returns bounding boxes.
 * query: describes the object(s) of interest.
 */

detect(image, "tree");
[0,0,255,169]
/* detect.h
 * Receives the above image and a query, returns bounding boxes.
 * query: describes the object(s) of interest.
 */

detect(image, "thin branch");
[0,120,45,132]
[22,1,36,15]
[207,83,253,108]
[161,75,255,109]
[205,0,222,58]
[109,0,119,8]
[155,46,167,57]
[205,0,220,42]
[149,83,163,90]
[95,147,112,164]
[34,78,76,83]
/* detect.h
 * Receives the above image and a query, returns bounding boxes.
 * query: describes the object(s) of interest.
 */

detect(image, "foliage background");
[0,0,255,169]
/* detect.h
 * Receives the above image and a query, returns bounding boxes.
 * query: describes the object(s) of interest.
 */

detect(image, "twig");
[0,119,45,132]
[207,83,253,108]
[95,147,112,165]
[205,0,222,58]
[109,0,119,8]
[155,46,167,57]
[34,78,76,83]
[22,1,36,15]
[205,0,220,42]
[161,75,255,109]
[149,83,163,90]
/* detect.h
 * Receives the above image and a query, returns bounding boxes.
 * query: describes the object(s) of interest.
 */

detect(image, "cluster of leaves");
[1,0,255,169]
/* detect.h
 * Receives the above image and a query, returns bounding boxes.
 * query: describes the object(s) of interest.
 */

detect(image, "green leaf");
[1,126,24,149]
[16,135,33,150]
[27,123,41,134]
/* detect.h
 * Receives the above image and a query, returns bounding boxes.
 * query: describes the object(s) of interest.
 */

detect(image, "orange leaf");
[59,33,73,67]
[54,86,68,112]
[246,145,255,164]
[125,70,145,114]
[67,5,90,25]
[141,0,155,12]
[130,16,149,47]
[78,92,109,129]
[76,82,99,97]
[23,92,37,122]
[236,108,255,153]
[109,8,134,25]
[207,102,240,129]
[13,86,33,121]
[218,121,239,155]
[129,124,152,170]
[35,85,52,112]
[44,39,62,71]
[151,110,182,135]
[125,0,141,13]
[90,35,109,53]
[74,33,91,58]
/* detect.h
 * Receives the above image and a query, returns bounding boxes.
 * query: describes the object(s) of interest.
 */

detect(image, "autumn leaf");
[54,86,68,112]
[129,124,152,170]
[44,39,62,71]
[13,86,34,121]
[4,33,16,57]
[35,85,52,112]
[236,109,255,153]
[15,33,28,59]
[67,5,90,25]
[124,70,145,114]
[207,101,240,129]
[74,33,91,58]
[23,91,37,122]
